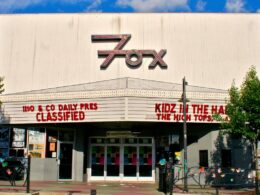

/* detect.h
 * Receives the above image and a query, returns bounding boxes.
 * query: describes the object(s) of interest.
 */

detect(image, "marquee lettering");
[91,34,167,69]
[155,103,228,122]
[22,103,98,123]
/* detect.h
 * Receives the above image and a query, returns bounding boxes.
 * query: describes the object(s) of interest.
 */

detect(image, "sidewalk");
[0,180,164,195]
[0,180,255,195]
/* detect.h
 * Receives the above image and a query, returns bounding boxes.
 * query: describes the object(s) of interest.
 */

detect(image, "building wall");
[74,129,84,181]
[31,158,58,181]
[0,13,259,94]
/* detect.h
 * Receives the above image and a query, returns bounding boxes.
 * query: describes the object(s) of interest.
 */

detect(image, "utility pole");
[182,77,188,192]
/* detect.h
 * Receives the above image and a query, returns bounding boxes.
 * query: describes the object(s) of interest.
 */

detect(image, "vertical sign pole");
[183,77,188,192]
[26,155,31,193]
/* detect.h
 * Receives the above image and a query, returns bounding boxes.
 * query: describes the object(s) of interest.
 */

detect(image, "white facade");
[0,13,259,94]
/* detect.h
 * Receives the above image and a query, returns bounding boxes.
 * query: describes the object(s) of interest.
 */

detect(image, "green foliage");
[221,66,260,141]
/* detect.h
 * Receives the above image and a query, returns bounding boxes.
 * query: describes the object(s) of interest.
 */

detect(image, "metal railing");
[168,165,255,190]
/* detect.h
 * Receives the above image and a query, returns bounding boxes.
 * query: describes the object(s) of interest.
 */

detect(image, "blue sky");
[0,0,259,13]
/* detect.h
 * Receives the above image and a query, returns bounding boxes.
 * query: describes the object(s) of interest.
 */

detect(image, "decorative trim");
[0,89,228,103]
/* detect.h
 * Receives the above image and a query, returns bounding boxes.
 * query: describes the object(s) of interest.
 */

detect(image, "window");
[90,138,105,144]
[59,130,74,142]
[221,149,232,168]
[28,128,46,158]
[45,130,58,158]
[139,138,152,144]
[123,138,137,144]
[199,150,208,167]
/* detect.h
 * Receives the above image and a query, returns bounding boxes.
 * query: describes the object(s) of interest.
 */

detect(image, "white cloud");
[85,0,102,12]
[257,9,260,13]
[196,0,206,11]
[116,0,190,12]
[0,0,42,13]
[0,0,103,13]
[225,0,247,12]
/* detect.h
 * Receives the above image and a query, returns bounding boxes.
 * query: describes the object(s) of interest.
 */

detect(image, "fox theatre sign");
[92,34,168,69]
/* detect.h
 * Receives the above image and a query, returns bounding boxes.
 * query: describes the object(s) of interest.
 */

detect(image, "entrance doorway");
[58,130,74,180]
[123,145,153,177]
[89,137,154,181]
[59,143,73,179]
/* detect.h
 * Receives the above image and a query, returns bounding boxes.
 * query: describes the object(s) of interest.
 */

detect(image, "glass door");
[91,146,105,176]
[89,137,154,181]
[123,146,137,177]
[123,145,153,179]
[58,130,74,180]
[59,143,73,179]
[139,146,152,177]
[106,146,120,177]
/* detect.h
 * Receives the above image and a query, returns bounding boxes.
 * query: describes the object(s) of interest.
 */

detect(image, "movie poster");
[12,128,26,148]
[28,129,45,158]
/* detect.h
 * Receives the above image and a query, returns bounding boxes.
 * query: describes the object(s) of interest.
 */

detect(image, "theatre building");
[0,13,259,182]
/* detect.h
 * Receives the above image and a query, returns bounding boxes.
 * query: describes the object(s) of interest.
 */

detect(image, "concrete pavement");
[0,180,256,195]
[0,180,164,195]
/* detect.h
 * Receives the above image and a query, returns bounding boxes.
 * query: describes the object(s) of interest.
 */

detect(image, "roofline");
[2,77,227,96]
[0,13,259,16]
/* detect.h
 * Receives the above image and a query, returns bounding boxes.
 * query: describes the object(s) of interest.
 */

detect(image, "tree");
[217,66,260,194]
[224,66,260,139]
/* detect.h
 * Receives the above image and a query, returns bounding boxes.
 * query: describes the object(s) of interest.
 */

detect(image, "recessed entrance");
[89,137,154,181]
